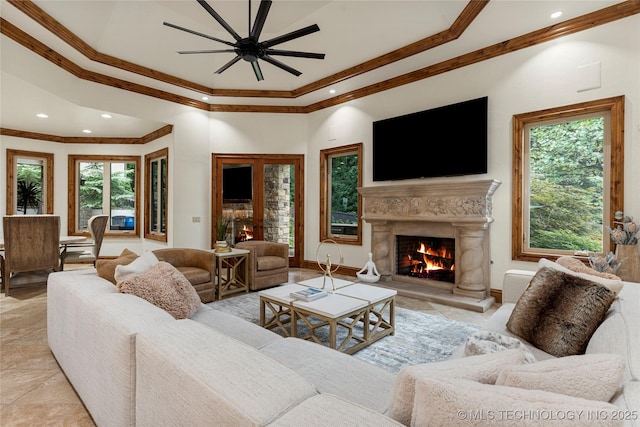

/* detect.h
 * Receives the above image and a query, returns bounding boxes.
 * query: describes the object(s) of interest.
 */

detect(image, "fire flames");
[409,242,454,275]
[236,225,253,242]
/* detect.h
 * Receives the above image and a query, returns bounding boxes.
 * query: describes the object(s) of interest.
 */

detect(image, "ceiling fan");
[164,0,325,81]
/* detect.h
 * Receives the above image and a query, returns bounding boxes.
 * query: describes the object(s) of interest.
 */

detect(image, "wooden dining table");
[0,235,87,250]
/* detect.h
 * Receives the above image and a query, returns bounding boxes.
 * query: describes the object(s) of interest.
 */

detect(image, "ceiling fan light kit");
[164,0,325,81]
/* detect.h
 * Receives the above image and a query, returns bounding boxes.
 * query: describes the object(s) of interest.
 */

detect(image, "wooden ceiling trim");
[305,1,640,113]
[291,0,489,97]
[2,1,638,116]
[7,0,486,99]
[1,124,174,144]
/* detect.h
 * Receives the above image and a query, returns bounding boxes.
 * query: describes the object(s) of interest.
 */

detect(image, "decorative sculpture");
[357,252,381,283]
[316,239,343,291]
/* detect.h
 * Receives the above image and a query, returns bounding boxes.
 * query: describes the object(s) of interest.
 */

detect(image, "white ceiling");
[0,0,626,138]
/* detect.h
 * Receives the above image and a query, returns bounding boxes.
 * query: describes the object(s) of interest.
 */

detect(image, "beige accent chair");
[60,215,108,270]
[2,215,61,296]
[235,240,289,291]
[153,248,216,303]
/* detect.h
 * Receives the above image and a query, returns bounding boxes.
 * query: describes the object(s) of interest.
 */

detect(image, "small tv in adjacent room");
[372,96,488,181]
[222,165,253,202]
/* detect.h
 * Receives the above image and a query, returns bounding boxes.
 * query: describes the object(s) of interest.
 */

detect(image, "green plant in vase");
[215,216,232,253]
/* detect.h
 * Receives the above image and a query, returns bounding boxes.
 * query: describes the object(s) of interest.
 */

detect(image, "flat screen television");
[222,165,253,202]
[372,96,488,181]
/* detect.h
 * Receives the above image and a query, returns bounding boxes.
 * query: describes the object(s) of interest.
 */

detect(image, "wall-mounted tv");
[372,96,488,181]
[222,165,253,202]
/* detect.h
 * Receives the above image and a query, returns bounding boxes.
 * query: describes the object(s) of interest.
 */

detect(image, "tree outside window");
[69,155,140,235]
[320,143,363,245]
[512,96,624,262]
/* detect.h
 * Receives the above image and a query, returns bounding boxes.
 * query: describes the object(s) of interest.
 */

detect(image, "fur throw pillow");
[556,256,621,281]
[96,248,138,284]
[496,353,625,402]
[464,331,537,363]
[506,266,616,357]
[117,261,200,319]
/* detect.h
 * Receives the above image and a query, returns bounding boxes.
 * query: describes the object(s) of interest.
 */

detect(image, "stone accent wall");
[263,164,291,244]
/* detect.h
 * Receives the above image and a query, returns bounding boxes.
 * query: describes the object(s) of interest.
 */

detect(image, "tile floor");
[1,267,498,426]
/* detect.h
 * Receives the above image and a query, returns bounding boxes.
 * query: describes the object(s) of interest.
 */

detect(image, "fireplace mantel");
[358,179,501,302]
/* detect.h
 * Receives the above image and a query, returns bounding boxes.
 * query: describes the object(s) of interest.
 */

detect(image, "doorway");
[212,154,304,267]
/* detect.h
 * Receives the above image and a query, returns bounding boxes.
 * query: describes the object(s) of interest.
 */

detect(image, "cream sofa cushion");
[412,376,624,427]
[496,353,625,402]
[388,349,527,425]
[268,394,403,426]
[136,320,317,426]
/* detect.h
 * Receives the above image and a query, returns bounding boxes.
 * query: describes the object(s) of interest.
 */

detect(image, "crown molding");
[0,124,173,144]
[2,1,639,115]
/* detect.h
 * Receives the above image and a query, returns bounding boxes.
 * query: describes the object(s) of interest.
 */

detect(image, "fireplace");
[358,179,501,301]
[396,235,455,283]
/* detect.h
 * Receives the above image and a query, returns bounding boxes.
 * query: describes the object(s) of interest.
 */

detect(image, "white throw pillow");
[413,376,623,427]
[388,349,526,425]
[114,251,159,283]
[496,353,625,402]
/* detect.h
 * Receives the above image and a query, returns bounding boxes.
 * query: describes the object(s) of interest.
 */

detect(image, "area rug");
[207,292,480,373]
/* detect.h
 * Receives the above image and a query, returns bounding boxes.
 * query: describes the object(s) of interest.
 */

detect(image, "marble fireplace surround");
[358,179,501,305]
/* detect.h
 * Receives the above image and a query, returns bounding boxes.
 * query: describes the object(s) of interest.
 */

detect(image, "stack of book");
[290,287,328,302]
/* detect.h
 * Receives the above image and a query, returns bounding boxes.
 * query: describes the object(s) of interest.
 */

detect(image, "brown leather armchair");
[235,240,289,291]
[153,248,215,303]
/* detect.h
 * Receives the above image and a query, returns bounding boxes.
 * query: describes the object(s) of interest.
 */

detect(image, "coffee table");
[259,280,396,354]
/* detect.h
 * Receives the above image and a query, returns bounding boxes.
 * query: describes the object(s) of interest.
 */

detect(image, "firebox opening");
[396,235,455,284]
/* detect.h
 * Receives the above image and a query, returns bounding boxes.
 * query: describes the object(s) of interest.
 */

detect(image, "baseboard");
[491,288,502,304]
[301,260,359,277]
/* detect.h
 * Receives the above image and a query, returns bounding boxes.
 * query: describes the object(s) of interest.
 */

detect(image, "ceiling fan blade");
[178,49,236,54]
[197,0,242,41]
[215,55,242,74]
[251,61,264,81]
[262,24,320,49]
[261,55,302,76]
[163,22,235,47]
[250,0,272,40]
[266,49,325,60]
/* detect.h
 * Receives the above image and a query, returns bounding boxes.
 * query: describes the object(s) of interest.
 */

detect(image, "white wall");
[306,16,640,288]
[2,15,637,290]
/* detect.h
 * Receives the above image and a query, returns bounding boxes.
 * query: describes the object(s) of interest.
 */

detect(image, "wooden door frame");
[212,153,304,267]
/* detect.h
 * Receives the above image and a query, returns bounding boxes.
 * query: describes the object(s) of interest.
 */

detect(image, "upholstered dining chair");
[2,215,61,296]
[60,215,109,270]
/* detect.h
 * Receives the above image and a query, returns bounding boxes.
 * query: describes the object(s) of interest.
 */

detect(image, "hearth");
[358,179,501,309]
[396,235,455,284]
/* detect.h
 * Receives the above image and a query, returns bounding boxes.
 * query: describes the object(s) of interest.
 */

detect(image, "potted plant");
[17,179,41,214]
[607,211,639,282]
[214,216,232,253]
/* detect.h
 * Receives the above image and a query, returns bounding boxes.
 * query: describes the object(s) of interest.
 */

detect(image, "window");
[512,96,624,261]
[145,148,168,241]
[320,143,363,245]
[6,149,54,215]
[68,155,140,236]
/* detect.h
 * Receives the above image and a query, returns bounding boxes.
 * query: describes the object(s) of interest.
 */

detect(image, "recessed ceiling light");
[82,129,92,134]
[202,96,209,101]
[550,11,563,19]
[36,113,48,118]
[101,113,112,119]
[329,89,336,94]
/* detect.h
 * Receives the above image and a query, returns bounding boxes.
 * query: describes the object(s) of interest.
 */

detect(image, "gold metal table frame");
[259,283,396,354]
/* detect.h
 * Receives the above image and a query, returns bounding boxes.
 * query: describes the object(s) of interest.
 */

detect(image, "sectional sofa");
[47,258,638,426]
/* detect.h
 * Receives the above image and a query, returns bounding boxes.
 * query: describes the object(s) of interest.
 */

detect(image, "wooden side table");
[214,248,250,300]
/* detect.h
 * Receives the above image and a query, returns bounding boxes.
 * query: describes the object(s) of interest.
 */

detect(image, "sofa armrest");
[152,248,214,275]
[502,269,535,304]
